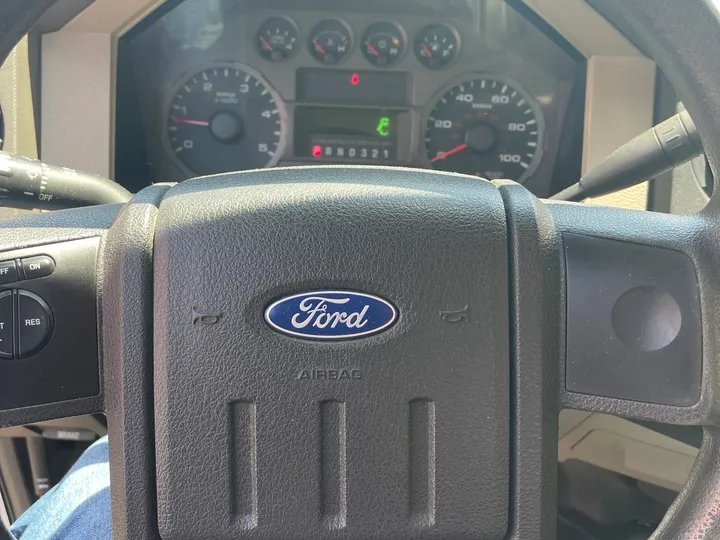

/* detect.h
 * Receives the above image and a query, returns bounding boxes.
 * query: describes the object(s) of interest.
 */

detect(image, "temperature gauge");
[309,19,353,65]
[414,24,460,69]
[256,17,300,62]
[362,22,405,67]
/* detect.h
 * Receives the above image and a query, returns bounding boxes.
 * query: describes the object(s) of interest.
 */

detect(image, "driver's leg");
[9,437,111,540]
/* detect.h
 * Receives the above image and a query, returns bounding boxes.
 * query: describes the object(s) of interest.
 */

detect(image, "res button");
[18,290,53,358]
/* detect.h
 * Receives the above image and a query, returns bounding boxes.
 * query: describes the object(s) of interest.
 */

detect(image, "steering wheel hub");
[153,167,510,539]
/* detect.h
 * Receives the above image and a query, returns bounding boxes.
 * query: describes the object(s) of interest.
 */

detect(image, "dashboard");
[115,0,584,196]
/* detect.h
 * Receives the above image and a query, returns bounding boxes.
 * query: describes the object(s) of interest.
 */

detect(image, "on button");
[18,290,53,358]
[21,256,55,281]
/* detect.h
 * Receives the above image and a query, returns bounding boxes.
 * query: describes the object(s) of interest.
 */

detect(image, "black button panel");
[0,238,99,414]
[0,290,54,360]
[18,291,53,358]
[21,256,55,281]
[0,291,13,358]
[0,261,19,285]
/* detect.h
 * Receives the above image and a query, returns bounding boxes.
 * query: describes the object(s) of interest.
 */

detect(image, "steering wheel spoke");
[546,200,717,426]
[0,205,120,427]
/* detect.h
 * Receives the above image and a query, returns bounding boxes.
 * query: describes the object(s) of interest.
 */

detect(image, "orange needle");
[171,117,210,127]
[432,143,467,162]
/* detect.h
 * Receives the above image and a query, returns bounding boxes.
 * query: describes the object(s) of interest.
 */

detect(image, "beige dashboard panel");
[522,0,655,211]
[0,38,39,219]
[0,37,38,158]
[40,0,163,178]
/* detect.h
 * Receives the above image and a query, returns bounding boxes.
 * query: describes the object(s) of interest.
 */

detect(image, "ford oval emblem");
[265,290,398,340]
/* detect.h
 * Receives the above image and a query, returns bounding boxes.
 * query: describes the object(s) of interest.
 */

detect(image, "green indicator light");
[376,117,391,137]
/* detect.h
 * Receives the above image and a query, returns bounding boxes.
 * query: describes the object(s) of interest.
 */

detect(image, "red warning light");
[350,73,360,86]
[312,145,322,158]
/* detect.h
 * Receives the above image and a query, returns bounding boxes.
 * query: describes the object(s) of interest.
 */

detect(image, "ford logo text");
[264,291,397,340]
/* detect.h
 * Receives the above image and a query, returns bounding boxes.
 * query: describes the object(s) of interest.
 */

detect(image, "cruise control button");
[21,256,55,280]
[0,291,13,358]
[18,291,53,358]
[0,260,19,285]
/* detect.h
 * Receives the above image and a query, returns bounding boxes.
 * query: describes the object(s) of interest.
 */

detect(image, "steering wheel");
[2,1,720,539]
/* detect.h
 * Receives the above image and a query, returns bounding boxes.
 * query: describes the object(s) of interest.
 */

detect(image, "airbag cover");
[153,167,510,540]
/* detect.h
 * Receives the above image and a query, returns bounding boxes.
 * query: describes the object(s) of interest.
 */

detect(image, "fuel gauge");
[309,19,353,65]
[414,24,460,69]
[362,22,405,67]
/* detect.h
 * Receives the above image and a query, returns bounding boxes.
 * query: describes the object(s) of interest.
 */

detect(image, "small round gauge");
[362,22,405,67]
[426,76,544,183]
[256,17,300,62]
[414,24,459,69]
[309,19,352,65]
[166,65,286,177]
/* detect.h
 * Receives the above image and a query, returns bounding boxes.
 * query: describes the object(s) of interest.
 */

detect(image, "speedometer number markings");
[425,77,544,182]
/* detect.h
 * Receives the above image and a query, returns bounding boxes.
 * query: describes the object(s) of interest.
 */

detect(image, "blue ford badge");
[265,290,397,340]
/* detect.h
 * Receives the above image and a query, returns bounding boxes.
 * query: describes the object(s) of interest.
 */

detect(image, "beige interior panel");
[582,55,656,209]
[41,32,113,177]
[0,39,39,220]
[522,0,656,211]
[0,38,38,158]
[559,411,698,492]
[40,0,164,178]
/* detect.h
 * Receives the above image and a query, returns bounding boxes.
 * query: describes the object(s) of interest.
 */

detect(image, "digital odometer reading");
[167,65,285,177]
[426,77,544,182]
[295,106,398,162]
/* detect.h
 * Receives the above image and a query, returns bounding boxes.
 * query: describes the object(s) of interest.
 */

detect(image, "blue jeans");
[10,437,111,540]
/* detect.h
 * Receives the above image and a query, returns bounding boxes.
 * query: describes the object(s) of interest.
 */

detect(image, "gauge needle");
[313,40,327,55]
[421,43,433,58]
[259,37,273,51]
[366,41,380,56]
[171,117,210,127]
[432,143,467,162]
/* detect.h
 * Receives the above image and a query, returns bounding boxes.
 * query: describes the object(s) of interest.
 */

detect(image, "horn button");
[153,168,510,540]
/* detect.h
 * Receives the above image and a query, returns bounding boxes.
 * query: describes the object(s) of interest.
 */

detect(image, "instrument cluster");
[117,0,583,196]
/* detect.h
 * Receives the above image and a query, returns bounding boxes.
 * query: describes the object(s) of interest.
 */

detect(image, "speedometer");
[425,76,544,182]
[166,64,286,177]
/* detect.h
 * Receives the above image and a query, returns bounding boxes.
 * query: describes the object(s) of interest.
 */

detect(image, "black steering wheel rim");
[2,2,720,540]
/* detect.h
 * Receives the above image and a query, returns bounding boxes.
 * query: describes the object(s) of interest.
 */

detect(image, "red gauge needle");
[421,43,433,58]
[171,117,210,127]
[432,143,468,162]
[313,40,327,55]
[259,37,273,51]
[366,41,380,56]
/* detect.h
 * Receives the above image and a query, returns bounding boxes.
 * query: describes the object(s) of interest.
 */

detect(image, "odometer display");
[166,65,285,177]
[426,77,544,182]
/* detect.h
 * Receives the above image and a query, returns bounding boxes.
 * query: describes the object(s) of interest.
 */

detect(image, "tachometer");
[425,76,544,182]
[166,65,285,177]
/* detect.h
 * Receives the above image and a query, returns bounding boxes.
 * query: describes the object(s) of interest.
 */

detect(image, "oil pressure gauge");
[256,17,300,62]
